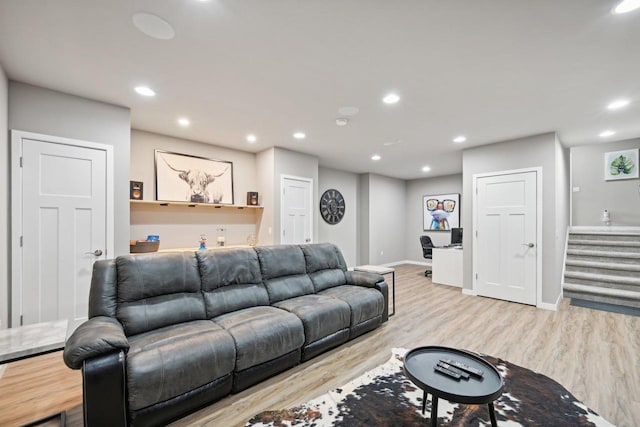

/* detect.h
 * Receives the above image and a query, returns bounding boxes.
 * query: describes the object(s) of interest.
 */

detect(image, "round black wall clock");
[320,189,346,225]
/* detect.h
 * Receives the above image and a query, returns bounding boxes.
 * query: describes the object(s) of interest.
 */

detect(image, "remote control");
[434,365,461,380]
[437,361,470,380]
[441,358,484,377]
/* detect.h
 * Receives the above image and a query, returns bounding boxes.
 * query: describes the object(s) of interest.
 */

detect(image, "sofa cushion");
[301,244,348,292]
[319,285,385,326]
[256,246,315,303]
[126,320,235,411]
[213,306,304,371]
[116,253,206,335]
[196,248,269,318]
[274,295,350,344]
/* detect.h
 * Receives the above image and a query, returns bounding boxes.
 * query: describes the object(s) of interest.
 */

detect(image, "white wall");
[555,136,571,290]
[0,64,8,329]
[256,148,275,246]
[130,130,261,248]
[273,147,319,244]
[318,167,359,267]
[571,138,640,226]
[462,132,564,305]
[405,174,463,263]
[8,82,131,256]
[367,174,406,265]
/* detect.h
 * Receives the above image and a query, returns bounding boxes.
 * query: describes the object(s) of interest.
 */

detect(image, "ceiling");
[1,0,639,180]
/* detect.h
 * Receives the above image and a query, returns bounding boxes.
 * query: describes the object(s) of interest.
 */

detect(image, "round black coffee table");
[404,346,504,427]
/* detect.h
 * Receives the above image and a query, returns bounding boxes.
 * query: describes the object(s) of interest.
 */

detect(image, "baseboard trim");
[462,288,477,296]
[537,293,562,311]
[381,260,430,267]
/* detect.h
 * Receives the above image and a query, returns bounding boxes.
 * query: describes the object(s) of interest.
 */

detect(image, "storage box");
[130,241,160,253]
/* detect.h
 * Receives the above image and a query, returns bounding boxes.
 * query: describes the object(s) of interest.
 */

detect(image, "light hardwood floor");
[1,264,638,426]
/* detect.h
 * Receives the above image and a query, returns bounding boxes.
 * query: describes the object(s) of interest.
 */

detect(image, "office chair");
[420,235,434,277]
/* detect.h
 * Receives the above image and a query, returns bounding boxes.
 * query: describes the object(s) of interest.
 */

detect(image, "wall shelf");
[130,200,263,210]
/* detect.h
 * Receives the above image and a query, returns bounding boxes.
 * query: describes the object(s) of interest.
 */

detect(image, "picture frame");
[604,149,639,181]
[155,150,234,204]
[423,193,460,231]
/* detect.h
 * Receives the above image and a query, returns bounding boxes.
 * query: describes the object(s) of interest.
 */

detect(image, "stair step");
[569,230,640,237]
[563,284,640,309]
[567,239,640,248]
[565,259,640,272]
[563,283,640,300]
[566,249,640,259]
[564,271,640,286]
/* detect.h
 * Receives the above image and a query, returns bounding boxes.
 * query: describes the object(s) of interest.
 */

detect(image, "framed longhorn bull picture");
[155,150,234,205]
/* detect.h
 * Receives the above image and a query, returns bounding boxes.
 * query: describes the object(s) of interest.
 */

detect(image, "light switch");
[572,186,580,192]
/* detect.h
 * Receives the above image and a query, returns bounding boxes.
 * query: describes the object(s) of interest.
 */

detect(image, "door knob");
[86,249,103,256]
[522,243,534,248]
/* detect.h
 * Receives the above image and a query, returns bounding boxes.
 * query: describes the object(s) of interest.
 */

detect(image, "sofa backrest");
[115,252,207,336]
[196,248,269,318]
[300,243,348,292]
[255,245,315,303]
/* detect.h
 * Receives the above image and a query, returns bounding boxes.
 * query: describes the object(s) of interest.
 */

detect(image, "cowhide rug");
[245,348,614,427]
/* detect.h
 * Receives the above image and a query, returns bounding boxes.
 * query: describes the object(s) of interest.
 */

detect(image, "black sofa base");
[350,315,383,340]
[130,373,233,427]
[233,349,301,393]
[301,328,350,362]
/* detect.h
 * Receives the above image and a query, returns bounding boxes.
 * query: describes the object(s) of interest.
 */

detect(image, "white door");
[13,134,109,326]
[281,176,312,244]
[475,170,538,305]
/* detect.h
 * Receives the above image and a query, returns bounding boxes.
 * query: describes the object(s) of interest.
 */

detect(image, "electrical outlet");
[572,186,580,192]
[380,250,384,255]
[268,227,272,235]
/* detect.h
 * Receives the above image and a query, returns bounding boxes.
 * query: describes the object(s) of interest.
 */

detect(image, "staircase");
[563,228,640,309]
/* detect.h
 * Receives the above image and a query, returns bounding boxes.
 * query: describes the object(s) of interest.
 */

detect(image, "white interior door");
[281,176,312,244]
[13,133,109,326]
[475,170,538,305]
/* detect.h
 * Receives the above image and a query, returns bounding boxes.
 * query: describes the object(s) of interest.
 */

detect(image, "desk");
[432,247,463,288]
[354,265,395,316]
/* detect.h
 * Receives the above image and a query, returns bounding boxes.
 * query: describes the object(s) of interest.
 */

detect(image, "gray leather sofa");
[63,243,388,426]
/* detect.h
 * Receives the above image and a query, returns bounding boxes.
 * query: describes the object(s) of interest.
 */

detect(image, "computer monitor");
[451,228,463,245]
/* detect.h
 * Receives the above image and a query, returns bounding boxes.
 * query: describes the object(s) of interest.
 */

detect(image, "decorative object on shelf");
[604,148,639,181]
[601,209,611,226]
[247,191,259,205]
[216,227,226,247]
[130,181,144,200]
[247,233,258,246]
[199,234,207,250]
[320,189,345,225]
[155,150,234,204]
[423,193,460,231]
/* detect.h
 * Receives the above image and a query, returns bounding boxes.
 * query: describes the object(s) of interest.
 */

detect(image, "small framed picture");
[155,150,234,204]
[604,149,639,181]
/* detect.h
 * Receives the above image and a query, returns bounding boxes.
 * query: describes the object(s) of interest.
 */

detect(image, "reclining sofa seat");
[63,243,388,427]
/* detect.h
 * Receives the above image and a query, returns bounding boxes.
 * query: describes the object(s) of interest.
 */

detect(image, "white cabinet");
[432,248,464,287]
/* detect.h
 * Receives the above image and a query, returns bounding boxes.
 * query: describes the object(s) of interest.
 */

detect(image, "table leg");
[421,390,427,414]
[430,396,438,427]
[488,402,497,427]
[391,271,396,316]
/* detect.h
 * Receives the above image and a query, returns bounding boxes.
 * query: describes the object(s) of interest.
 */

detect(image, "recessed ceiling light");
[422,166,431,172]
[613,0,640,14]
[293,132,306,140]
[134,86,156,97]
[177,117,190,127]
[132,13,175,40]
[607,99,630,110]
[371,154,381,161]
[335,118,349,126]
[246,134,257,143]
[382,93,400,104]
[599,130,616,138]
[453,136,467,143]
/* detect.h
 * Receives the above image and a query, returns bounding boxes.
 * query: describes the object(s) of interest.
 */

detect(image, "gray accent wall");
[361,173,406,265]
[0,63,8,328]
[256,148,275,246]
[571,138,640,226]
[358,173,370,265]
[462,132,569,306]
[8,82,131,256]
[406,174,463,263]
[318,167,358,267]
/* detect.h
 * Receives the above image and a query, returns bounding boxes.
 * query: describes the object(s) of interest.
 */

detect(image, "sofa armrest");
[345,270,384,288]
[63,316,129,370]
[346,271,389,322]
